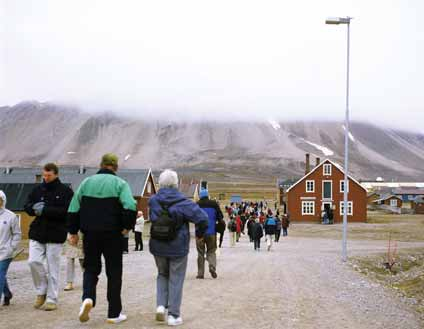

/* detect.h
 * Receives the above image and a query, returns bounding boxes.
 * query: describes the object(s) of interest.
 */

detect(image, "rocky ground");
[1,231,423,329]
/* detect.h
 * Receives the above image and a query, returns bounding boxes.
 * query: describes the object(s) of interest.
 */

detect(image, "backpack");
[228,219,237,232]
[150,200,183,241]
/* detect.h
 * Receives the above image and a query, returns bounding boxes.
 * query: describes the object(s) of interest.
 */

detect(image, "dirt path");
[1,234,423,329]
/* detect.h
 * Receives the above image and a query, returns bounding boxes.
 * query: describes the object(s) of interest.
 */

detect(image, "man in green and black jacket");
[67,154,137,324]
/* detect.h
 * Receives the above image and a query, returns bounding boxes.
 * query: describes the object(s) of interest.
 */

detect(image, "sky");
[0,1,423,130]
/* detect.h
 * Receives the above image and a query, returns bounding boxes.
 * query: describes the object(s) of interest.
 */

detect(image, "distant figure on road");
[149,169,208,326]
[134,211,145,251]
[216,216,226,248]
[246,215,255,242]
[252,218,263,251]
[264,213,277,251]
[25,163,73,311]
[68,154,137,324]
[0,190,22,307]
[282,213,290,237]
[196,188,224,279]
[274,216,282,242]
[63,232,84,292]
[227,215,237,247]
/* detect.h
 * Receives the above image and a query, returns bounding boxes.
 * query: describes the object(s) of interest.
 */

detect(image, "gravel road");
[1,233,423,329]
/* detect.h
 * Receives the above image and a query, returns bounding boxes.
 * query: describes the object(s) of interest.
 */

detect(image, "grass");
[351,249,424,314]
[289,211,424,242]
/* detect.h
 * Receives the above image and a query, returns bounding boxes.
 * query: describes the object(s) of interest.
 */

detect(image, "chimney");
[35,174,42,183]
[316,157,321,167]
[305,153,311,175]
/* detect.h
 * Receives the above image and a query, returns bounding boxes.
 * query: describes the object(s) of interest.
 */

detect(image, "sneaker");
[167,315,183,326]
[156,305,166,322]
[33,295,47,309]
[3,293,12,306]
[64,283,74,291]
[44,302,58,311]
[196,275,204,279]
[209,269,218,279]
[107,313,127,324]
[79,298,93,323]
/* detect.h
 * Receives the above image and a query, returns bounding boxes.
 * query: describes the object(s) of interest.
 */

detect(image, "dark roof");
[393,188,424,195]
[0,167,154,197]
[0,183,67,211]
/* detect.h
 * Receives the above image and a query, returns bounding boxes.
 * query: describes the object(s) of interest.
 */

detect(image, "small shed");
[413,196,424,214]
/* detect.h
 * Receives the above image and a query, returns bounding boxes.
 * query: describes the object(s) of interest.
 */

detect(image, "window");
[340,180,349,193]
[390,199,398,207]
[323,164,332,176]
[340,201,353,216]
[302,201,315,215]
[306,180,315,193]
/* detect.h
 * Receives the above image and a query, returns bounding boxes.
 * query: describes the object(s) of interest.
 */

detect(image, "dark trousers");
[83,231,123,318]
[283,228,288,236]
[218,232,224,248]
[275,230,281,242]
[134,232,143,251]
[122,236,129,253]
[254,239,261,250]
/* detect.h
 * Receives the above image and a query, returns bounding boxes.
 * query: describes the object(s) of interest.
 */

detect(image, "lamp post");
[326,16,352,262]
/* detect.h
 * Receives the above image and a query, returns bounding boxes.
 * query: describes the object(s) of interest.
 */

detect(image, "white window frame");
[322,180,333,200]
[340,201,353,216]
[340,180,349,193]
[390,199,398,207]
[323,164,332,176]
[306,180,315,193]
[302,201,315,215]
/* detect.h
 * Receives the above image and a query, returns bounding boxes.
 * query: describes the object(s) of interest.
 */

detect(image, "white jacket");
[0,190,22,261]
[134,216,145,233]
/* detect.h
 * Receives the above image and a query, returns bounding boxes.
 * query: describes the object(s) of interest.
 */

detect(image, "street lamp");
[326,16,352,262]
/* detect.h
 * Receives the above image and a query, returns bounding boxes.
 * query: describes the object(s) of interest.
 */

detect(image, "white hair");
[158,169,179,189]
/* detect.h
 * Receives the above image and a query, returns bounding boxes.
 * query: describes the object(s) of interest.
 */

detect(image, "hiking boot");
[106,313,127,324]
[44,302,58,311]
[156,305,166,322]
[79,298,93,323]
[64,283,74,291]
[168,315,183,326]
[3,293,12,306]
[209,269,218,279]
[33,295,46,309]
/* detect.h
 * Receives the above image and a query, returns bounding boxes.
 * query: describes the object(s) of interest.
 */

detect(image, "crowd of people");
[224,201,290,251]
[0,154,290,327]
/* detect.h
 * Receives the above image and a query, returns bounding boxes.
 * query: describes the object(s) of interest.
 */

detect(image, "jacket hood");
[0,190,6,209]
[155,188,187,205]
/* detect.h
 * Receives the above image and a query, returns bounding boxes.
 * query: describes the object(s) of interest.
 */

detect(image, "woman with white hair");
[149,169,208,326]
[0,190,22,306]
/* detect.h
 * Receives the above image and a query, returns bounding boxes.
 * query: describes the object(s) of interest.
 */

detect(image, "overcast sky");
[0,1,423,130]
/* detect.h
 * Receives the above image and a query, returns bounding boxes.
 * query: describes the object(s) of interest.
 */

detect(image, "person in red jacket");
[236,215,242,242]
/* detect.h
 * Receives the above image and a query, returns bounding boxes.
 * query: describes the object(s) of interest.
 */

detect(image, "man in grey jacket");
[0,190,22,306]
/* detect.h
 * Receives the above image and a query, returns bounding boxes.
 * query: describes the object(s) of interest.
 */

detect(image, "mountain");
[1,101,424,182]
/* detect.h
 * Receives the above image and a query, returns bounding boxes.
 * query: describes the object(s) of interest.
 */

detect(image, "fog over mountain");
[1,101,424,181]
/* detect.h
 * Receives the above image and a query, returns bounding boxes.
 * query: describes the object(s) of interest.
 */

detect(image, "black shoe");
[210,269,218,279]
[196,275,204,279]
[3,293,12,306]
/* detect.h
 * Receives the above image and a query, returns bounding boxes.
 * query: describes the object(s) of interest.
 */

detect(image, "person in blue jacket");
[264,211,277,251]
[196,189,224,279]
[149,169,208,327]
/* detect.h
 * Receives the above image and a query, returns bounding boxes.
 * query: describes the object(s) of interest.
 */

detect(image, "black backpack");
[150,200,183,241]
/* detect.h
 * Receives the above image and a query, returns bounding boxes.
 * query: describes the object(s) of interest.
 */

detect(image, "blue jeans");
[154,255,188,318]
[0,258,13,300]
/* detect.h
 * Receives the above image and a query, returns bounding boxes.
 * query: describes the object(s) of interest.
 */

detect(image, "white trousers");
[265,235,273,249]
[28,240,62,304]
